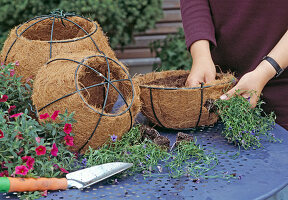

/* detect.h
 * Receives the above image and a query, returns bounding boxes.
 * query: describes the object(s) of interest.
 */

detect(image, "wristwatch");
[262,56,284,78]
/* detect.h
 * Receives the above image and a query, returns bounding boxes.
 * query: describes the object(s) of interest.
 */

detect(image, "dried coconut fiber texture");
[135,70,236,130]
[32,51,141,153]
[1,10,116,83]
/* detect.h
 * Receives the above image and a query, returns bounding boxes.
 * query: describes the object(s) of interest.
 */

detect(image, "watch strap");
[262,56,284,78]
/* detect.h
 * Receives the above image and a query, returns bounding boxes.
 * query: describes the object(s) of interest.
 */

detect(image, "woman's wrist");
[254,60,276,84]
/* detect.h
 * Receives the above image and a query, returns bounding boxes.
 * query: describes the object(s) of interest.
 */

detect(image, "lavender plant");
[215,91,277,149]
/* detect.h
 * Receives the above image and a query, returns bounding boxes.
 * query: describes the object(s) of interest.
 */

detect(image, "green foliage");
[0,63,32,114]
[85,125,222,179]
[0,0,163,49]
[150,28,192,71]
[215,91,278,149]
[0,62,78,199]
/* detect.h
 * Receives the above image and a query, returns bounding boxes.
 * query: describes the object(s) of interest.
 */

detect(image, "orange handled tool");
[0,162,133,193]
[0,177,67,192]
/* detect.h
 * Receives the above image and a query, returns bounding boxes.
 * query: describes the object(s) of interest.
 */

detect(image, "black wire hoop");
[39,54,135,152]
[141,80,235,131]
[4,9,103,64]
[4,10,136,152]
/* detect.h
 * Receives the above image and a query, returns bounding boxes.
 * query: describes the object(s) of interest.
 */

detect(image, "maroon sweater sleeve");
[180,0,216,50]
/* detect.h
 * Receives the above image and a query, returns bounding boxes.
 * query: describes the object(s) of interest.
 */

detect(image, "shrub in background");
[0,0,163,49]
[150,28,192,71]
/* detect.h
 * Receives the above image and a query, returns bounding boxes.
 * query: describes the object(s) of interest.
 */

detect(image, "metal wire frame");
[4,10,102,64]
[3,10,136,152]
[39,55,135,152]
[142,80,234,131]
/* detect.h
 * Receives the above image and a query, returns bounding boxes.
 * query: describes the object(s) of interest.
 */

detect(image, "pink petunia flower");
[60,168,69,174]
[21,156,31,163]
[15,165,29,176]
[0,170,9,177]
[51,143,58,157]
[0,129,4,139]
[63,123,72,134]
[51,110,60,121]
[8,105,16,113]
[35,137,41,143]
[0,95,8,102]
[64,135,74,146]
[39,113,50,120]
[15,61,19,66]
[35,145,46,156]
[9,69,15,77]
[26,157,35,170]
[21,156,35,170]
[9,113,23,118]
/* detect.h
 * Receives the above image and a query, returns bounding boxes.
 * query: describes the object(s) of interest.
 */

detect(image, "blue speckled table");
[1,123,288,200]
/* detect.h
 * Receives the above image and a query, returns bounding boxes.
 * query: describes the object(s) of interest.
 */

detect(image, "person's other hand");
[185,58,216,87]
[220,61,276,107]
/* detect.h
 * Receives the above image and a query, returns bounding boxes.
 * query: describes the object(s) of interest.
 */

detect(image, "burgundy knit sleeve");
[180,0,217,50]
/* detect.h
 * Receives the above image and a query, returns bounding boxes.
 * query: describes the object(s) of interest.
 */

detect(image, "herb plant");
[215,91,277,149]
[85,126,223,180]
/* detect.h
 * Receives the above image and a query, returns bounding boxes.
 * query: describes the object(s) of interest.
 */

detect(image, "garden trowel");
[0,162,133,193]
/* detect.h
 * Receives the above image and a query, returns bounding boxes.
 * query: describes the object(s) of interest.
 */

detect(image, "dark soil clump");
[175,132,194,146]
[140,125,160,141]
[153,135,170,150]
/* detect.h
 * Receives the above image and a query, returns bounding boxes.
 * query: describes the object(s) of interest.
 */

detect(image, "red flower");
[15,165,29,176]
[35,145,46,156]
[1,161,11,169]
[53,164,59,169]
[64,135,74,146]
[39,113,50,120]
[63,123,72,134]
[60,168,69,174]
[9,113,23,118]
[8,105,16,113]
[9,69,15,77]
[16,147,24,156]
[21,156,35,170]
[15,132,24,140]
[0,129,4,139]
[51,143,58,157]
[51,110,60,121]
[26,158,35,170]
[0,95,8,102]
[0,171,9,177]
[41,190,48,197]
[21,156,31,163]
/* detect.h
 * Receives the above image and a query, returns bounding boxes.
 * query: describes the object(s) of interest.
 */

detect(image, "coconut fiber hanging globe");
[32,51,141,153]
[136,70,236,130]
[1,10,116,83]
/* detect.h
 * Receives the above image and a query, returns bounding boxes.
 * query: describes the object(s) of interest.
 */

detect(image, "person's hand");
[185,58,216,87]
[220,61,276,107]
[185,40,216,87]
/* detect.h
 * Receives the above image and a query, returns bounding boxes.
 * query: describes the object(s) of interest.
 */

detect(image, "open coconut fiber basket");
[32,50,141,153]
[136,70,236,130]
[1,10,116,83]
